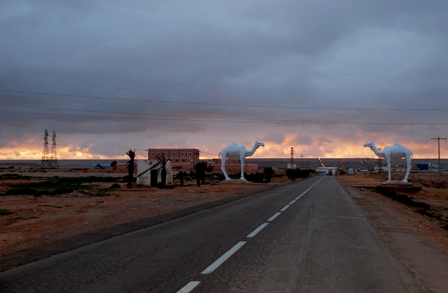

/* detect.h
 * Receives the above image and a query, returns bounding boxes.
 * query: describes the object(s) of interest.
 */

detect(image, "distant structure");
[287,147,296,169]
[136,160,173,186]
[431,137,446,183]
[50,130,59,168]
[315,157,337,175]
[316,166,338,176]
[41,130,49,167]
[41,129,59,168]
[147,148,200,170]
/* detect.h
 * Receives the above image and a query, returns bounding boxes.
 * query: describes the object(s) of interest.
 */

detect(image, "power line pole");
[50,130,59,168]
[41,129,59,168]
[431,137,446,183]
[290,147,294,166]
[41,129,49,167]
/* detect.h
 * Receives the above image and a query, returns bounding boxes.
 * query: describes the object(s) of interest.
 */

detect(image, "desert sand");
[1,167,447,272]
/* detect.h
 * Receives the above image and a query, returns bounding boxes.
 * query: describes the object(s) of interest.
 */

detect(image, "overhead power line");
[1,89,447,112]
[1,109,447,126]
[2,68,448,97]
[2,103,447,125]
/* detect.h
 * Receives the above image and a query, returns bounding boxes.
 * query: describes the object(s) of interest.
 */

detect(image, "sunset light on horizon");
[0,137,445,161]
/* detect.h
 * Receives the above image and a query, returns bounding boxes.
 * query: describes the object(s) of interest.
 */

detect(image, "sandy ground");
[339,172,448,256]
[0,168,281,262]
[1,168,447,270]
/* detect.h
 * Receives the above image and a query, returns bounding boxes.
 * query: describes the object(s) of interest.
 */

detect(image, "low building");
[392,165,419,173]
[316,166,338,176]
[147,148,200,170]
[287,163,297,169]
[136,160,173,186]
[416,164,429,171]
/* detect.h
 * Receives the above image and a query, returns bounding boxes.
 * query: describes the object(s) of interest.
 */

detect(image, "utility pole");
[431,137,446,183]
[290,147,294,167]
[41,129,59,168]
[41,129,49,167]
[50,130,59,168]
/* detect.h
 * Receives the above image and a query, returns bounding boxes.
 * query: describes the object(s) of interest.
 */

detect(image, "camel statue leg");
[221,155,230,180]
[386,155,392,182]
[240,155,246,180]
[403,155,411,183]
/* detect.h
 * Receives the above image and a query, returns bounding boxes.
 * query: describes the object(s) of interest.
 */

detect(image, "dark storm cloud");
[262,133,285,144]
[1,0,447,158]
[293,133,314,146]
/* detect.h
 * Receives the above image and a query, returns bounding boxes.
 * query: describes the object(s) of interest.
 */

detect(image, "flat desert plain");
[0,167,447,271]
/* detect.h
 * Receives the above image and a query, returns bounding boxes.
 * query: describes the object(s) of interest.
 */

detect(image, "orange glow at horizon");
[198,140,445,160]
[0,140,446,160]
[0,145,128,161]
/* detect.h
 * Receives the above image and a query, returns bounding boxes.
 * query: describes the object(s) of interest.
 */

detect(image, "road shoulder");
[343,183,448,292]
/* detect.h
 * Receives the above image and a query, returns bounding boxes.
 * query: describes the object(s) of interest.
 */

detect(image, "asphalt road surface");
[1,176,448,292]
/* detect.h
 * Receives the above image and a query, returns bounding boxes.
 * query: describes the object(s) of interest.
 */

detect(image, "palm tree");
[154,154,170,187]
[125,149,137,187]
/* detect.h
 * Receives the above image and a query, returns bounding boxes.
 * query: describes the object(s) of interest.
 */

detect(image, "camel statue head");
[363,142,374,149]
[255,141,265,148]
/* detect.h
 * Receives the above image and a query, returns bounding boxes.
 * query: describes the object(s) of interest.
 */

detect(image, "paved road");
[1,176,448,292]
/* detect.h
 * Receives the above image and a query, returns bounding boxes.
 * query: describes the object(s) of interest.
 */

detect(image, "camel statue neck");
[370,143,382,156]
[246,143,259,156]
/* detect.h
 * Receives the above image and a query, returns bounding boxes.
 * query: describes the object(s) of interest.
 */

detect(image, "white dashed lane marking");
[247,223,269,238]
[177,281,201,293]
[201,241,247,274]
[177,177,325,292]
[280,204,290,212]
[268,212,282,222]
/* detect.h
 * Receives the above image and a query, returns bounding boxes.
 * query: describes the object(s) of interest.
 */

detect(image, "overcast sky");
[1,0,447,160]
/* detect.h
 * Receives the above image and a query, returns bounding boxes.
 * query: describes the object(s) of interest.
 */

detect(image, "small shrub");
[214,173,226,181]
[40,188,74,196]
[0,209,13,216]
[93,189,113,197]
[3,188,39,196]
[3,176,120,196]
[245,172,264,183]
[263,167,275,183]
[0,174,31,180]
[285,169,311,180]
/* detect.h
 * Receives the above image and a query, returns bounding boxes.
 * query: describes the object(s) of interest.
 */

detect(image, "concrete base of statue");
[381,181,413,186]
[379,181,421,193]
[220,179,253,184]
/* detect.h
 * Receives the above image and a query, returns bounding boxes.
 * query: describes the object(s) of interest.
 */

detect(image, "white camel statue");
[363,142,413,183]
[219,141,265,181]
